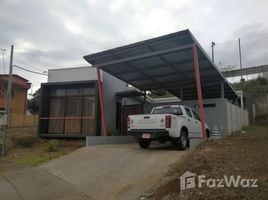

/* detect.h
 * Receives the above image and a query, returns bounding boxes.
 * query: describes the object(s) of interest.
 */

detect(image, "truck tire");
[138,139,151,149]
[172,130,188,150]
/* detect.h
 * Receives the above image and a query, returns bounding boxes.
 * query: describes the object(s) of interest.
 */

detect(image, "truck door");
[184,107,195,137]
[191,109,202,138]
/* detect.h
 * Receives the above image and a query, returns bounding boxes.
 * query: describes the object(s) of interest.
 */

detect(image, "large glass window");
[82,97,95,135]
[48,98,65,134]
[50,89,66,97]
[47,85,96,135]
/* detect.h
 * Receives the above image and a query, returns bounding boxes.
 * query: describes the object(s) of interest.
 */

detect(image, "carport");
[84,29,238,137]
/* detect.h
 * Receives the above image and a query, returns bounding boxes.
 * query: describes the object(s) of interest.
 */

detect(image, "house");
[38,66,249,138]
[38,30,249,138]
[0,74,31,114]
[39,67,142,137]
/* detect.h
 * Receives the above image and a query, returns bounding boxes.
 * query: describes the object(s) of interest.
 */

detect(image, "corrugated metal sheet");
[84,29,237,100]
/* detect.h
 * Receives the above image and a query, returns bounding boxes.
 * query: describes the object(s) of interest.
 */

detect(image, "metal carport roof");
[84,29,237,101]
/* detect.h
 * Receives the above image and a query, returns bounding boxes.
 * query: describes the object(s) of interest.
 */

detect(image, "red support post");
[96,67,108,136]
[192,44,207,139]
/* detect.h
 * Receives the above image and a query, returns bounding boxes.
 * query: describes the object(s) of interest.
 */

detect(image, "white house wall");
[48,66,99,82]
[102,71,129,130]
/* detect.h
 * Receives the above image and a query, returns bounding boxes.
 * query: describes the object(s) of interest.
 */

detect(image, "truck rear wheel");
[138,139,151,149]
[172,130,188,150]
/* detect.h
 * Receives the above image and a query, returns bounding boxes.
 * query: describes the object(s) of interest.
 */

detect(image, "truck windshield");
[152,107,183,115]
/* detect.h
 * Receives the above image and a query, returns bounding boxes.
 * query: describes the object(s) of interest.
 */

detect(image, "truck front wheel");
[138,139,151,149]
[172,130,188,150]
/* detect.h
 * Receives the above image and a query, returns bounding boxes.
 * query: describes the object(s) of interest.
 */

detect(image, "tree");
[27,88,40,114]
[232,77,268,93]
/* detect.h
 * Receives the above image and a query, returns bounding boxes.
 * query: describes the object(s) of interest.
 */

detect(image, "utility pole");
[1,45,14,156]
[238,38,244,82]
[211,41,215,63]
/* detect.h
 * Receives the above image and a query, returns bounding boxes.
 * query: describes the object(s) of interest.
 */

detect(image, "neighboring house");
[0,74,31,114]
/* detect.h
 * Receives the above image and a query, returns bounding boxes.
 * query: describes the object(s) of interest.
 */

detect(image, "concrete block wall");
[252,94,268,117]
[226,100,249,134]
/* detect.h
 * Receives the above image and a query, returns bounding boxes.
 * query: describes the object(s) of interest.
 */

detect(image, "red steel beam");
[96,66,108,136]
[192,44,206,139]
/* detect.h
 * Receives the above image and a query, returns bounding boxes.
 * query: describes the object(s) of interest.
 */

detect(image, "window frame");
[184,107,193,118]
[192,110,201,121]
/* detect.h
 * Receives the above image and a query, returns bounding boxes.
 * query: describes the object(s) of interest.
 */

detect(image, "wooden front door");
[121,104,144,135]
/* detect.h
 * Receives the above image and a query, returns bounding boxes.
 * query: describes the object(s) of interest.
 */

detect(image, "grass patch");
[2,142,83,166]
[0,127,85,166]
[241,125,255,132]
[13,151,65,166]
[14,136,38,148]
[46,139,59,152]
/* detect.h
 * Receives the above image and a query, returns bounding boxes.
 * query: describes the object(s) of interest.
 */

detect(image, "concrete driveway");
[1,143,188,200]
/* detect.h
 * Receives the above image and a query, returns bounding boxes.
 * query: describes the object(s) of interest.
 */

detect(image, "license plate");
[142,133,150,139]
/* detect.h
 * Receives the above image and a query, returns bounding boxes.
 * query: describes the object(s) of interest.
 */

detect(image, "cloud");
[0,0,268,91]
[214,24,268,69]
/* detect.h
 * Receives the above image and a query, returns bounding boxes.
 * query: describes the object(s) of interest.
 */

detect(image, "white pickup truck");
[127,105,210,150]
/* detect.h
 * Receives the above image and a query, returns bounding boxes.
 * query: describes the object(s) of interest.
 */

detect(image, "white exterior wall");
[48,66,99,82]
[102,72,129,130]
[47,66,130,132]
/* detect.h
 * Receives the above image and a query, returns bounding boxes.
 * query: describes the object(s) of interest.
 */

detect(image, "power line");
[13,58,47,72]
[212,32,268,46]
[3,53,48,73]
[13,65,48,76]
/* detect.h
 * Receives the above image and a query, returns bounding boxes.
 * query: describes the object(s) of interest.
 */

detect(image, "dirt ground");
[1,120,268,199]
[0,127,85,167]
[150,118,268,200]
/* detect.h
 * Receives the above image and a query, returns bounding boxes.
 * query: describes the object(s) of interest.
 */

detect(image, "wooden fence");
[8,113,38,128]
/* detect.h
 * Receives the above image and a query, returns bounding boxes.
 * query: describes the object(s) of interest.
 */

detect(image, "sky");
[1,0,268,93]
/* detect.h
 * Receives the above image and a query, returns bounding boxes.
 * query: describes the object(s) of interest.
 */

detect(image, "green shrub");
[255,115,268,126]
[15,137,37,148]
[108,129,119,136]
[46,140,59,152]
